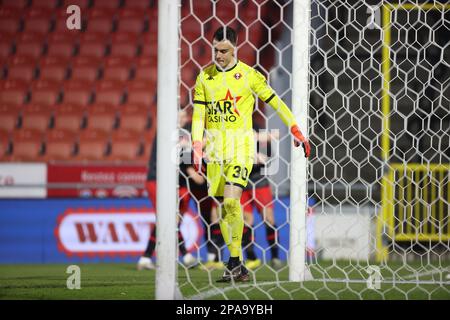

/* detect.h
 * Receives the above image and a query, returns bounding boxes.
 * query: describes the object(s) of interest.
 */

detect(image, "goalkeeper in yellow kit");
[191,27,310,282]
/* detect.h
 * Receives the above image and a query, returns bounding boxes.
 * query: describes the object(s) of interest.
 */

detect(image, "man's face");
[213,39,235,69]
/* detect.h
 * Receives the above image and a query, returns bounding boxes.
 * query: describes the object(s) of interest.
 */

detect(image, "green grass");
[0,261,449,300]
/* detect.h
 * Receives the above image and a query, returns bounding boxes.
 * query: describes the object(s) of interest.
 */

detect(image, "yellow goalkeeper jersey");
[192,60,298,163]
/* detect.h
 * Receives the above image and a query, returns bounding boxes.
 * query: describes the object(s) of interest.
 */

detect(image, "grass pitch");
[0,260,449,300]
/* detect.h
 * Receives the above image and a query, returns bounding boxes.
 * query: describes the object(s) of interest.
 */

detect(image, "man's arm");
[251,69,311,157]
[191,74,206,171]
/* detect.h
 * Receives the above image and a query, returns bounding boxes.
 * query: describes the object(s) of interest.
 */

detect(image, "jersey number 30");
[232,166,249,180]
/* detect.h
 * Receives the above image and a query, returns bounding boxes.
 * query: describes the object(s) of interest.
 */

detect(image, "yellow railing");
[377,2,450,262]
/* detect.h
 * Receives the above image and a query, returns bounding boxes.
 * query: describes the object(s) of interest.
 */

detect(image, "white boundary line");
[187,268,450,300]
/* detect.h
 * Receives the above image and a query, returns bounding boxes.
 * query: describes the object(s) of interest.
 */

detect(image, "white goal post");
[155,0,313,297]
[155,0,179,300]
[155,0,450,300]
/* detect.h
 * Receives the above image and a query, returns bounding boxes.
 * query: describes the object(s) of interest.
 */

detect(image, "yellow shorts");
[206,160,253,197]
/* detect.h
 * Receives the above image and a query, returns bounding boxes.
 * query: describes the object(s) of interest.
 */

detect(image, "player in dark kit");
[241,126,283,270]
[137,112,199,270]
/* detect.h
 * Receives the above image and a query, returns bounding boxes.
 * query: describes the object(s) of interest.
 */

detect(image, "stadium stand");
[42,128,77,161]
[9,128,44,161]
[0,0,274,163]
[0,104,20,131]
[20,103,53,131]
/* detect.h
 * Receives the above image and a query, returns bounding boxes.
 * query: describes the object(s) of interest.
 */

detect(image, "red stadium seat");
[85,17,114,34]
[102,66,131,81]
[70,56,101,82]
[140,32,157,48]
[179,86,190,107]
[215,0,237,25]
[238,2,260,25]
[108,129,143,161]
[16,31,47,43]
[123,1,150,10]
[102,57,133,82]
[23,17,51,35]
[32,0,59,9]
[62,80,93,106]
[246,23,265,47]
[181,0,212,21]
[85,103,118,132]
[46,40,75,59]
[111,31,140,44]
[79,30,102,43]
[180,63,198,88]
[94,80,125,106]
[0,80,28,106]
[74,129,110,161]
[92,0,121,9]
[237,43,257,66]
[147,16,157,33]
[38,57,69,82]
[109,42,138,59]
[181,15,203,42]
[22,7,52,18]
[133,57,157,83]
[78,41,107,59]
[1,0,28,9]
[118,104,149,132]
[140,128,156,161]
[116,17,145,33]
[30,80,61,106]
[15,41,44,60]
[0,17,20,35]
[0,35,13,61]
[6,61,36,82]
[21,104,53,131]
[43,129,77,161]
[9,129,44,161]
[126,81,155,106]
[0,104,20,131]
[140,42,158,59]
[7,55,36,66]
[0,129,11,160]
[53,104,86,132]
[78,34,108,58]
[118,8,147,18]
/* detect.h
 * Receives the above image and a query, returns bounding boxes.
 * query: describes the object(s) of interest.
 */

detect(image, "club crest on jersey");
[234,73,242,80]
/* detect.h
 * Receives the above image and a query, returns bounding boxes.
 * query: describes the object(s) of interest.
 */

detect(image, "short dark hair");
[212,26,237,46]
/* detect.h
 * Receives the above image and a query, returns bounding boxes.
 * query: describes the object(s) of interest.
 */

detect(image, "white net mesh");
[175,0,450,300]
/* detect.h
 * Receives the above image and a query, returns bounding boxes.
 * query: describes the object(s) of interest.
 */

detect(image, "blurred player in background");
[241,125,283,270]
[137,110,198,270]
[179,112,225,271]
[191,26,310,282]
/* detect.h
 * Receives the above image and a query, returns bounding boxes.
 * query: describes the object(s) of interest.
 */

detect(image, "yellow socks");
[219,198,244,260]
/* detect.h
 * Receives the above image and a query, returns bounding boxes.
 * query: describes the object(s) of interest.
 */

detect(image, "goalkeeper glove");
[290,125,311,158]
[192,141,205,173]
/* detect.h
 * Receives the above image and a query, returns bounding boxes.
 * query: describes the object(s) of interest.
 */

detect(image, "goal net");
[158,0,450,300]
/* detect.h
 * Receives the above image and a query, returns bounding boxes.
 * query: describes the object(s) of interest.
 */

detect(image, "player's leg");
[208,161,251,282]
[200,198,225,270]
[241,190,261,269]
[255,185,282,270]
[240,189,253,257]
[218,162,253,282]
[178,186,198,268]
[243,206,262,270]
[137,180,157,270]
[206,163,233,271]
[222,184,245,261]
